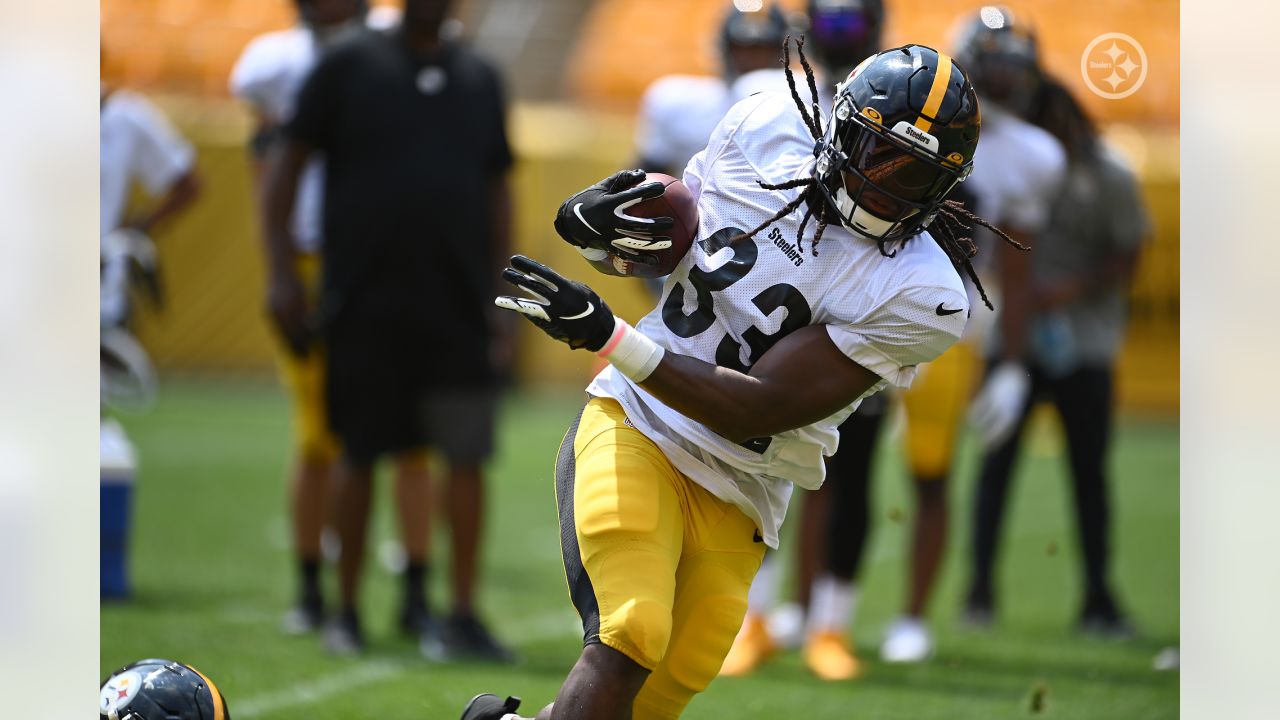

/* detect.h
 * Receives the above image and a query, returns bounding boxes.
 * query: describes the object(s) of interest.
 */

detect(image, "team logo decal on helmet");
[100,670,144,717]
[813,44,981,242]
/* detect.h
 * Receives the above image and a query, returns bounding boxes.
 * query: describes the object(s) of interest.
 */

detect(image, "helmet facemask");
[815,92,972,244]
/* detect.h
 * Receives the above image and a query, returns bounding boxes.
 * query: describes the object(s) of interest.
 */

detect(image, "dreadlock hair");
[728,36,1028,310]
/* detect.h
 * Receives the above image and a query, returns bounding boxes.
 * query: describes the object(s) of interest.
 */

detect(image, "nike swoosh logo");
[573,203,602,236]
[561,302,594,321]
[936,303,963,316]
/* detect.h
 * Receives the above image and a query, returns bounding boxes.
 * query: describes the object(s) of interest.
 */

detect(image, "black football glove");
[553,169,676,265]
[494,255,617,351]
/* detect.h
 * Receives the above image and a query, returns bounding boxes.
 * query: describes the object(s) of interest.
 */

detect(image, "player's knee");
[603,598,672,670]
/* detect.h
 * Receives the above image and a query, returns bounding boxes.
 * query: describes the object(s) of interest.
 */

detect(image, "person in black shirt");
[261,0,514,660]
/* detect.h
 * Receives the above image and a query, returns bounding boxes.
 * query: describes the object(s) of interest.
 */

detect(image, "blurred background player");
[634,2,793,181]
[101,63,201,328]
[230,0,416,638]
[721,0,889,682]
[101,75,201,254]
[965,76,1148,636]
[261,0,515,659]
[876,5,1066,663]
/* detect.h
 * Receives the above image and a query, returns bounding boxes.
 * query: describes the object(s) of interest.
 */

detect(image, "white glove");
[969,362,1031,450]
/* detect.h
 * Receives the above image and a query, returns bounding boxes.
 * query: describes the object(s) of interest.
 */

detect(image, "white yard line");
[234,660,405,718]
[233,611,581,718]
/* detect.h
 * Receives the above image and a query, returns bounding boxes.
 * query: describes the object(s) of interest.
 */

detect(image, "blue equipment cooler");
[101,418,136,599]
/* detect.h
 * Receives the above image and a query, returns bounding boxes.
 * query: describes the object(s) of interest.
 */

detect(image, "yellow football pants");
[900,341,979,479]
[271,254,339,462]
[555,397,766,719]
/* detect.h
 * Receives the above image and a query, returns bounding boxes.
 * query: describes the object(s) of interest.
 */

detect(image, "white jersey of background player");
[590,88,969,547]
[635,3,797,178]
[229,3,401,253]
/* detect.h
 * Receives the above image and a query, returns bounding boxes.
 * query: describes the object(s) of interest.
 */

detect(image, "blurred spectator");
[261,0,515,660]
[965,77,1149,637]
[230,0,416,639]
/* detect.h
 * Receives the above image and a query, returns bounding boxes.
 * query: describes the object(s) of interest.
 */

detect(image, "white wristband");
[597,317,665,382]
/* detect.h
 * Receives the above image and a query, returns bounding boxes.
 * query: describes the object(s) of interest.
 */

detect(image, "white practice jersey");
[960,104,1066,342]
[635,75,729,176]
[230,26,326,254]
[229,11,400,254]
[100,89,194,243]
[636,70,808,178]
[590,91,969,547]
[967,105,1065,238]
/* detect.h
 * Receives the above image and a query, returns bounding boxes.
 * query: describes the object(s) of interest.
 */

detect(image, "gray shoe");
[442,614,517,664]
[281,600,325,636]
[324,610,365,656]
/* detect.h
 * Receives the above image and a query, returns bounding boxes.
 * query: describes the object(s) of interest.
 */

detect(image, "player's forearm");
[997,230,1034,360]
[639,353,826,443]
[259,142,305,276]
[133,171,200,235]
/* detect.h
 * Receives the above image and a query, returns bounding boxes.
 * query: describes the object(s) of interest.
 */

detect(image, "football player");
[463,41,1019,720]
[101,60,201,330]
[230,0,449,648]
[720,0,889,683]
[877,5,1066,663]
[100,659,229,720]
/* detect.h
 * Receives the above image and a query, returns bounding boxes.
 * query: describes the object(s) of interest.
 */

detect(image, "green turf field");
[101,380,1178,719]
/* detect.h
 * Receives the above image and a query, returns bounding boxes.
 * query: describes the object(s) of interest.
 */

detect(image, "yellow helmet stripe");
[914,52,954,132]
[192,669,226,720]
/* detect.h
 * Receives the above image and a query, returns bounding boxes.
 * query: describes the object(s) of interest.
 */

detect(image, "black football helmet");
[100,659,230,720]
[952,6,1040,116]
[719,2,791,80]
[813,44,980,242]
[805,0,885,78]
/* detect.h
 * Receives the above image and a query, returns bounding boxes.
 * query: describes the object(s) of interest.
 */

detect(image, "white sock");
[500,714,524,720]
[746,552,782,615]
[807,573,858,635]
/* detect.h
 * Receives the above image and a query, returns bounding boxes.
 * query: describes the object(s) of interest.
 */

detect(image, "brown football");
[607,172,699,279]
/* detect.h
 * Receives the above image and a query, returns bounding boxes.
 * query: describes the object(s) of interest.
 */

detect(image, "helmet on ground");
[813,44,981,242]
[952,5,1040,115]
[805,0,885,77]
[100,659,230,720]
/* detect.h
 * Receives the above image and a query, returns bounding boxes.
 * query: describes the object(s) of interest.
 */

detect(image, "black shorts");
[324,318,496,466]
